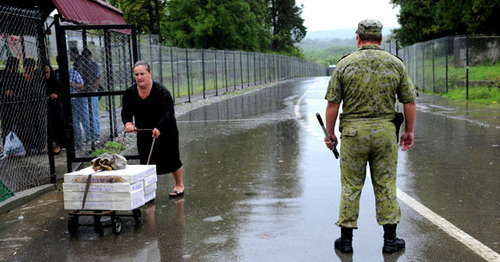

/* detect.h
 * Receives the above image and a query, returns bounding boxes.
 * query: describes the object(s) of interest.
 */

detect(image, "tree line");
[391,0,499,46]
[106,0,306,58]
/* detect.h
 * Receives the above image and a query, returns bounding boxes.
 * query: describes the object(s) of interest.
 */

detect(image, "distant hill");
[304,27,397,40]
[297,27,398,65]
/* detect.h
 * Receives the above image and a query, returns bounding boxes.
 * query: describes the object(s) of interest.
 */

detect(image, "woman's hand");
[152,128,161,138]
[49,93,58,100]
[125,122,135,133]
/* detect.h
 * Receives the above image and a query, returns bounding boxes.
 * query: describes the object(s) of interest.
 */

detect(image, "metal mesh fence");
[47,31,325,170]
[137,35,326,104]
[0,6,50,194]
[383,36,500,96]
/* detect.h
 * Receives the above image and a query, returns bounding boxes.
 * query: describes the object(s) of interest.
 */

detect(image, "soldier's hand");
[400,131,414,151]
[324,134,338,150]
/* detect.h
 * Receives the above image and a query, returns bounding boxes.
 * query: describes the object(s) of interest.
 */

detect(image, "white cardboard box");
[63,188,144,202]
[64,196,146,211]
[144,174,157,187]
[144,183,157,195]
[145,191,156,203]
[63,165,157,211]
[63,181,144,193]
[64,165,156,184]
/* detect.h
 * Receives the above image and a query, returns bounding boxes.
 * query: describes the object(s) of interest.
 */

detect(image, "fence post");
[159,43,163,85]
[445,38,449,94]
[149,34,153,67]
[277,55,280,80]
[240,51,243,89]
[185,49,191,102]
[253,52,257,85]
[214,50,218,96]
[233,51,236,90]
[36,6,55,180]
[170,48,175,102]
[137,34,142,60]
[202,49,206,99]
[247,52,250,87]
[432,41,435,93]
[466,35,469,100]
[224,50,228,93]
[259,53,262,84]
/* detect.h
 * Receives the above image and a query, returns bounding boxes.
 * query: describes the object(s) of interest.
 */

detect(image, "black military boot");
[382,224,405,253]
[334,227,353,253]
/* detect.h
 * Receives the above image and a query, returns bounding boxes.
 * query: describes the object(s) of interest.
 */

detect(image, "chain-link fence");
[383,36,500,97]
[137,34,326,104]
[0,6,51,197]
[49,30,325,169]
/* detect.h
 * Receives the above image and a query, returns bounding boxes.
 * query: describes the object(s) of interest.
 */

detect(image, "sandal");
[169,190,184,197]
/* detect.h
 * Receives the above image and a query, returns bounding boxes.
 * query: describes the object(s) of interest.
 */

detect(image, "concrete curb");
[0,184,56,214]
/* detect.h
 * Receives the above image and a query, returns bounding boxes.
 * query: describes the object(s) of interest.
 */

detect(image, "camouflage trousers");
[335,120,401,228]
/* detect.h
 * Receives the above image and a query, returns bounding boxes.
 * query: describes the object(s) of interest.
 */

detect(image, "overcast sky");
[295,0,400,31]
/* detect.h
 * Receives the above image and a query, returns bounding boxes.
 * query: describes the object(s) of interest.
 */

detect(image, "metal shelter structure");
[53,19,138,172]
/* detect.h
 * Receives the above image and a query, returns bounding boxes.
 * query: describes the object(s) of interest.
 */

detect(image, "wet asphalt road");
[0,77,498,261]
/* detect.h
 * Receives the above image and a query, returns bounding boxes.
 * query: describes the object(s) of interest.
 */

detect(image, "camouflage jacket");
[325,45,416,127]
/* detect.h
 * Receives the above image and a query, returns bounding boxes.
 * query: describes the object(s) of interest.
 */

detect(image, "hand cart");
[67,130,155,235]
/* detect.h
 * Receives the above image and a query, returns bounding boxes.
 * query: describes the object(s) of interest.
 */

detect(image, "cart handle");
[118,130,156,165]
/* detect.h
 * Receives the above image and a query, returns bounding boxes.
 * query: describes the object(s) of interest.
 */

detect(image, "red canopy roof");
[52,0,126,26]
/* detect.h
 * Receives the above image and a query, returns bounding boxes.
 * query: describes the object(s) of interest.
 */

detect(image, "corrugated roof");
[52,0,126,26]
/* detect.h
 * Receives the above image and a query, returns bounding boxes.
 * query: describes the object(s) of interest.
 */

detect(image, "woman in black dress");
[122,61,184,197]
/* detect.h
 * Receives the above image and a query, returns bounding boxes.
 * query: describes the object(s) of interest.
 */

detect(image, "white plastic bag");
[3,131,26,158]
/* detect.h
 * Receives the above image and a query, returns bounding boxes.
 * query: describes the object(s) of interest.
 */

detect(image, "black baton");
[316,113,340,159]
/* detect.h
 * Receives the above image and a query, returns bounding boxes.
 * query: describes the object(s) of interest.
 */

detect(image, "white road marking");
[295,80,500,262]
[397,189,500,262]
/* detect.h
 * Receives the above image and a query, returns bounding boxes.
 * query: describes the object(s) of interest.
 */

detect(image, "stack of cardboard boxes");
[63,165,157,210]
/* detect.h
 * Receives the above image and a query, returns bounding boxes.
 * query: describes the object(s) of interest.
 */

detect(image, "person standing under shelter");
[18,58,46,154]
[122,61,185,197]
[46,64,65,154]
[323,19,417,254]
[0,56,23,144]
[76,48,101,143]
[55,55,86,149]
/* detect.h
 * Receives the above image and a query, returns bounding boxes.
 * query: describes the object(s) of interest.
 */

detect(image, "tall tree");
[268,0,306,54]
[164,0,269,51]
[392,0,500,46]
[107,0,165,36]
[106,0,308,56]
[390,0,436,46]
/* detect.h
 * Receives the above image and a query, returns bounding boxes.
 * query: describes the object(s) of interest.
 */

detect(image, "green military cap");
[356,19,383,35]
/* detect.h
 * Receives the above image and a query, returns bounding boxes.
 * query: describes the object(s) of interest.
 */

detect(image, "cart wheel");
[111,217,122,235]
[133,209,142,226]
[68,216,78,235]
[94,216,104,236]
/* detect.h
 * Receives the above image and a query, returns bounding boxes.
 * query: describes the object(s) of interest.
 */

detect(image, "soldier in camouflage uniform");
[324,19,417,254]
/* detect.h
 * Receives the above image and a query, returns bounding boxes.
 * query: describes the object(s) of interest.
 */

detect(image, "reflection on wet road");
[0,77,498,261]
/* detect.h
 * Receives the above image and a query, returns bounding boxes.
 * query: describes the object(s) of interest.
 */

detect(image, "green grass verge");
[422,86,499,105]
[445,86,499,105]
